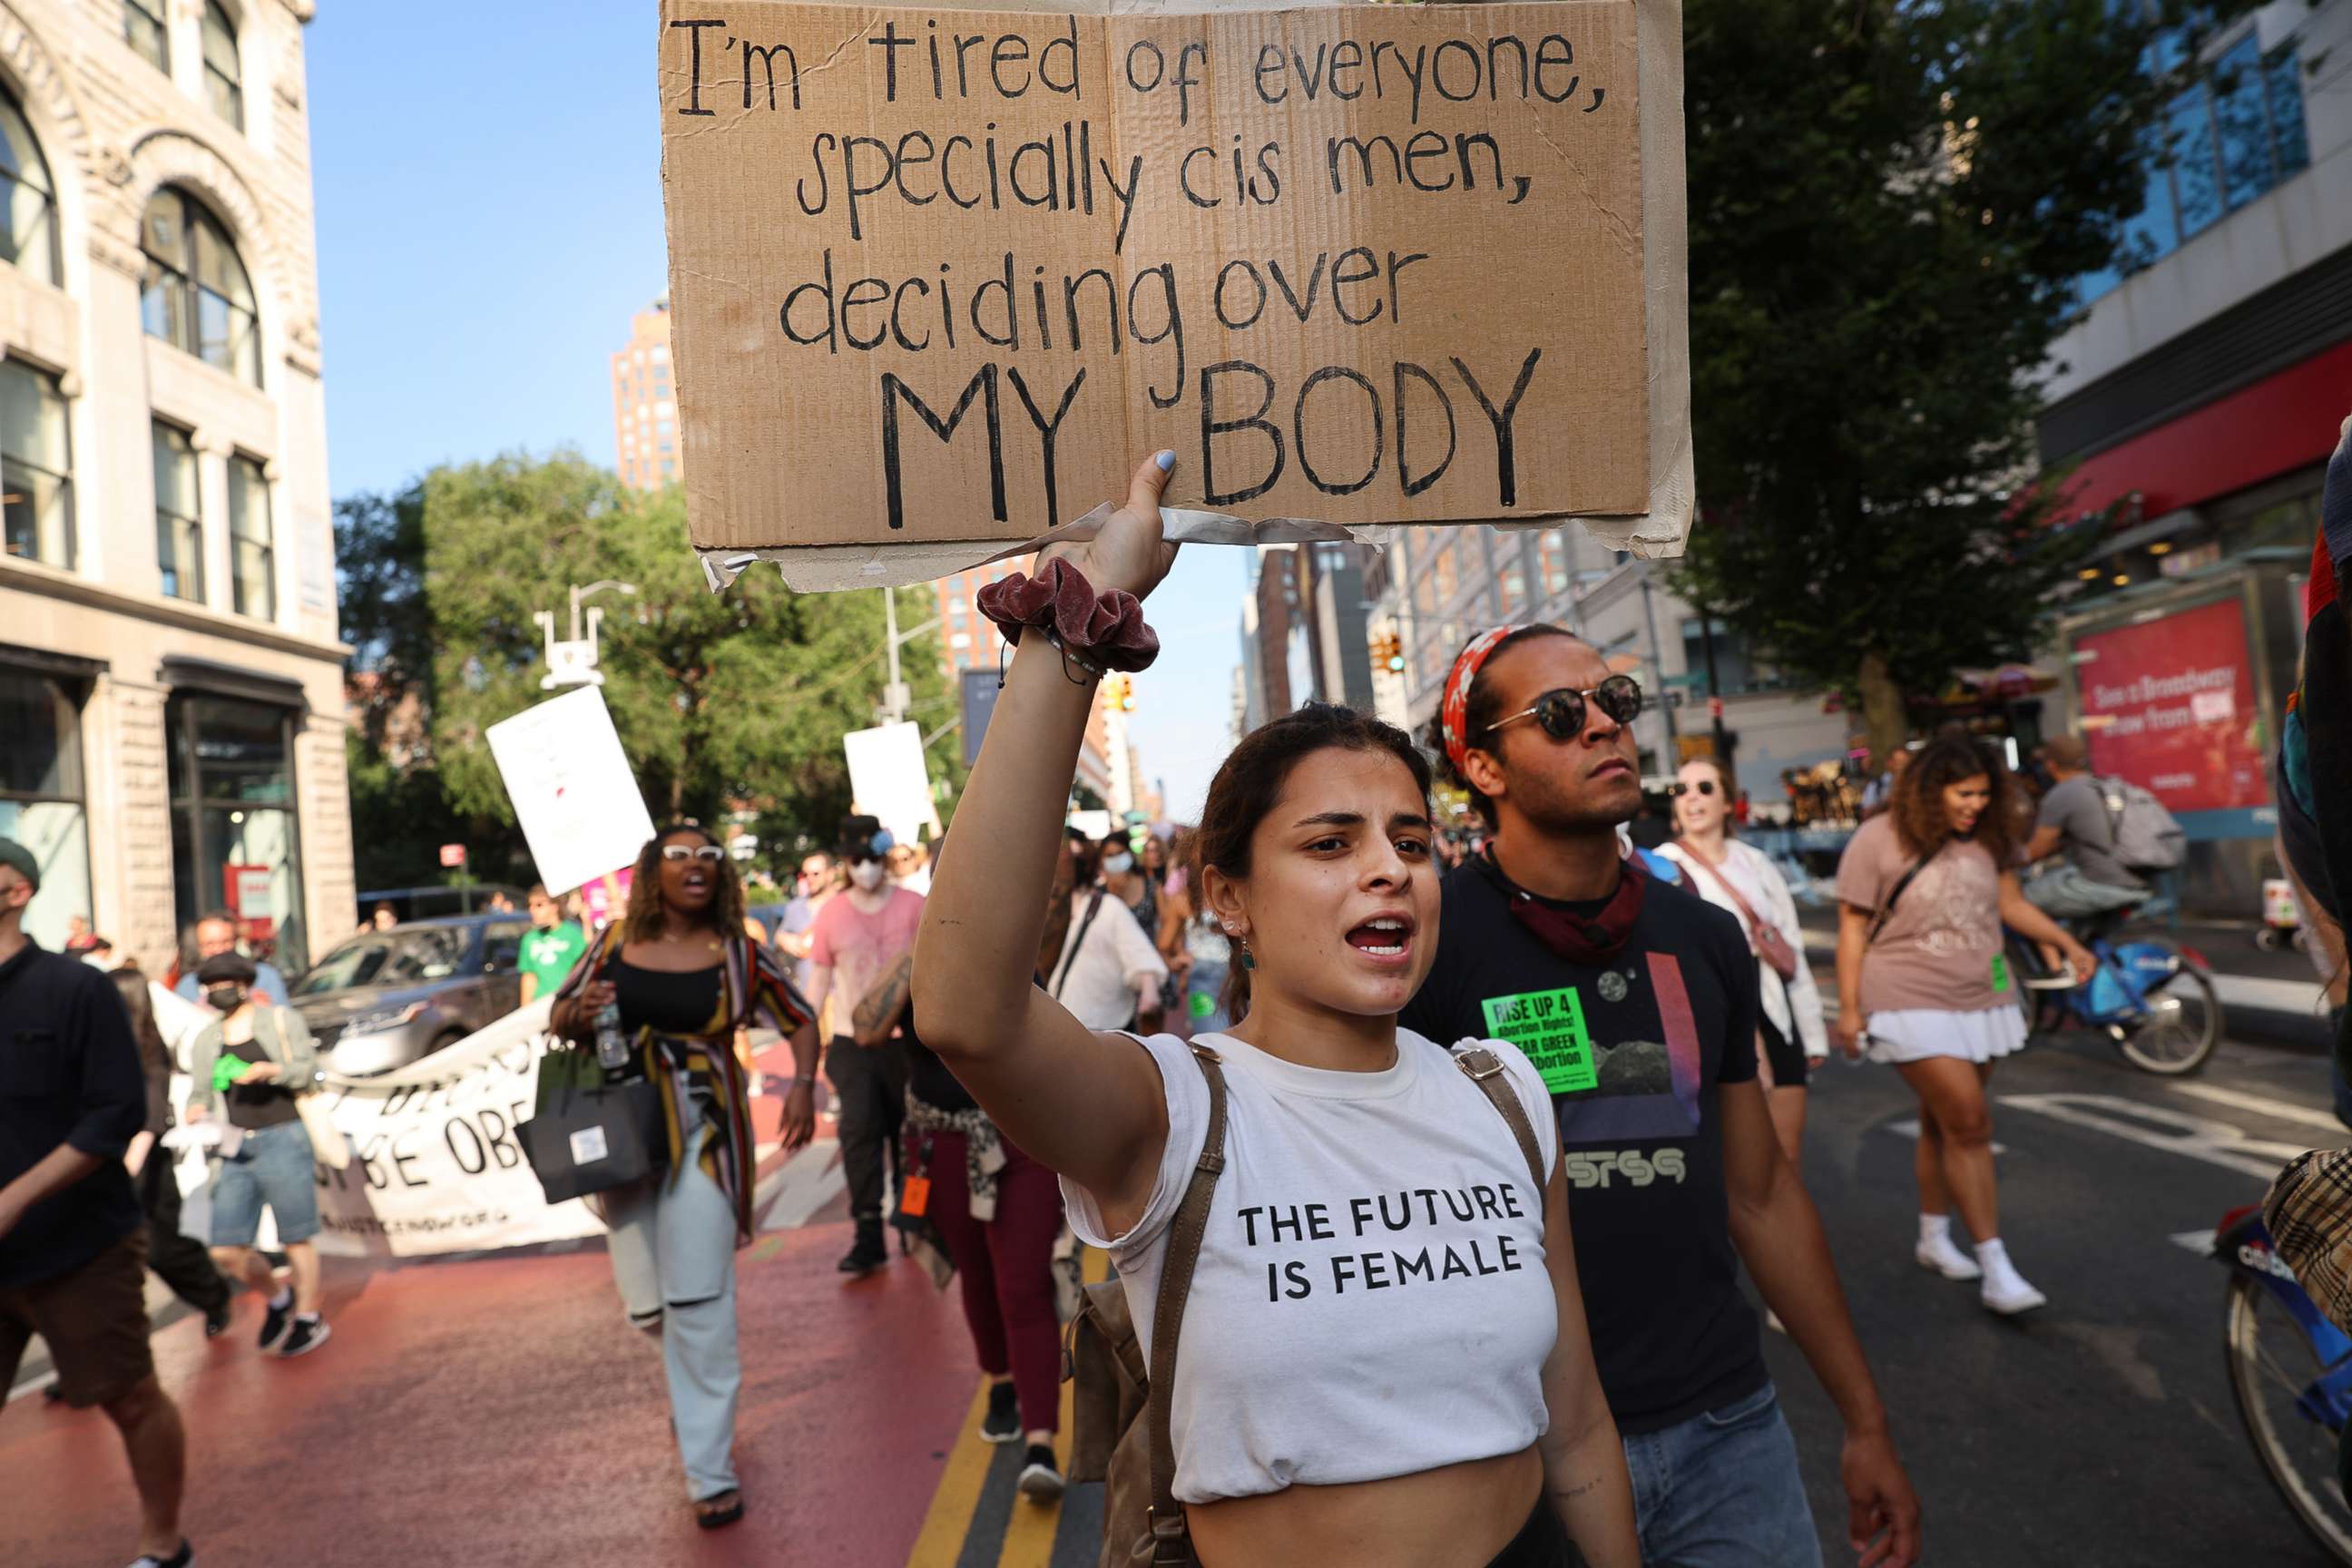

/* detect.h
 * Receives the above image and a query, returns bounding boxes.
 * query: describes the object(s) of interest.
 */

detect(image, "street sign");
[959,669,1001,768]
[438,843,467,869]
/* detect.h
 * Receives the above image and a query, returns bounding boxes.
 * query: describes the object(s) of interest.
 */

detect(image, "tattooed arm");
[852,950,915,1048]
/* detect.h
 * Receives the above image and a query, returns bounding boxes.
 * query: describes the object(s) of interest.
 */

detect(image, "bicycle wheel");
[2225,1272,2352,1563]
[2117,961,2221,1075]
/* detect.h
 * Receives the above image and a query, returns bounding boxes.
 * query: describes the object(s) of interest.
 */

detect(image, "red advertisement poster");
[2075,598,2267,813]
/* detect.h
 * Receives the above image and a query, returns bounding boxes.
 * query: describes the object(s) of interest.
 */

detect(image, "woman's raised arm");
[914,452,1181,1212]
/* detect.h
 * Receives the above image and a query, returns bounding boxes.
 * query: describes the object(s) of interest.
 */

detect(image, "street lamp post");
[535,579,639,690]
[877,586,940,724]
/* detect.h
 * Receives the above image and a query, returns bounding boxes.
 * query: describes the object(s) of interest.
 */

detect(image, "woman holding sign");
[914,452,1639,1568]
[550,824,821,1530]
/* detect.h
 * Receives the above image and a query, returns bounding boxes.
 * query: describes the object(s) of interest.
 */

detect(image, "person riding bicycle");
[2021,735,2151,927]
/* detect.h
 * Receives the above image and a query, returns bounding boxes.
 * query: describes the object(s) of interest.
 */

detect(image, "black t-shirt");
[0,940,145,1289]
[224,1036,301,1131]
[1403,860,1766,1434]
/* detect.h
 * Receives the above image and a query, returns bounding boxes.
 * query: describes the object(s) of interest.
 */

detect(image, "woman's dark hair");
[1194,702,1433,1024]
[622,822,746,946]
[110,965,165,1067]
[1422,625,1580,825]
[1889,735,2017,867]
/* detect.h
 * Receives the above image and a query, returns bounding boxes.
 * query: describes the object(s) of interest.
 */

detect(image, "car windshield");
[293,928,468,995]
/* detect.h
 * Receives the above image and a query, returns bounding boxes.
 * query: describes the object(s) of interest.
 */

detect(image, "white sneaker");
[1915,1234,1983,1280]
[1975,1259,2051,1316]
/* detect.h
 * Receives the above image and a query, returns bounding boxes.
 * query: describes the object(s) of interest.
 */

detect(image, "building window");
[2079,26,2312,303]
[1680,616,1789,697]
[228,452,273,620]
[2,360,74,570]
[124,0,169,73]
[153,421,202,603]
[0,91,59,288]
[1498,558,1528,618]
[168,691,307,972]
[1538,530,1570,597]
[141,187,262,386]
[201,2,244,131]
[0,668,92,951]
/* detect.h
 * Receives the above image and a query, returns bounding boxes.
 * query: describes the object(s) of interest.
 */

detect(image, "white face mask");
[849,860,887,890]
[1101,852,1134,876]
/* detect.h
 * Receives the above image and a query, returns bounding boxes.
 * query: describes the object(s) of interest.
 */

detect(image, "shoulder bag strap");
[1678,844,1768,946]
[1051,889,1108,1000]
[1147,1044,1229,1563]
[1453,1047,1548,1218]
[1865,846,1939,946]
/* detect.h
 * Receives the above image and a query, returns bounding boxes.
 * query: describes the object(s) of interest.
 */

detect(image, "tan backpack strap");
[1147,1043,1228,1563]
[1455,1047,1548,1217]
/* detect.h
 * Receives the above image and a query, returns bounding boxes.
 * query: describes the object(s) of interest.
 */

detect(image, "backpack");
[1064,1041,1548,1567]
[2097,777,2187,876]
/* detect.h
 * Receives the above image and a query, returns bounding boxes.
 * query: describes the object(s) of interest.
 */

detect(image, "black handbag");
[518,1047,666,1203]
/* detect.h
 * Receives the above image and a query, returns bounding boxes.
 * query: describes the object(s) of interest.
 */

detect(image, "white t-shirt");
[1048,889,1169,1031]
[1063,1028,1560,1504]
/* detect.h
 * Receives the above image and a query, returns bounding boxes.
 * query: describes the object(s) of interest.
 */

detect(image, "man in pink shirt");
[803,816,925,1275]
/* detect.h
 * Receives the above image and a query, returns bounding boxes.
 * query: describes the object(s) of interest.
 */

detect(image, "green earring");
[1239,936,1256,970]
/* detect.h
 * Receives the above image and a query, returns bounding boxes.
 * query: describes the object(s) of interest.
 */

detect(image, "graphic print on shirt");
[1481,950,1705,1145]
[1912,851,2000,961]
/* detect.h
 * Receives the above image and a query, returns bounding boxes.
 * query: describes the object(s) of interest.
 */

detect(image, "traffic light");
[1104,673,1137,711]
[1369,631,1406,674]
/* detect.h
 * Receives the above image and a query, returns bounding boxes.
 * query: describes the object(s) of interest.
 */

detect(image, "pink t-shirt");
[808,887,925,1031]
[1834,815,2006,1015]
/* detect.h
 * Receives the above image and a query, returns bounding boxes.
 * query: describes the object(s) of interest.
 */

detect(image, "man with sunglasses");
[803,815,923,1275]
[1406,627,1919,1568]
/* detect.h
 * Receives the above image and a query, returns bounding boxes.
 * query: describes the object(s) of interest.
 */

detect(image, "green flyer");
[1479,986,1597,1094]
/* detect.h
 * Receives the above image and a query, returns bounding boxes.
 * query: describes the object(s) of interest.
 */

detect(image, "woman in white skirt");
[1831,735,2094,1315]
[1658,758,1828,1172]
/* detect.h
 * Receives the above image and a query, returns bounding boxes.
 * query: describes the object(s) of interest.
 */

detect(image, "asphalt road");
[1765,1029,2347,1567]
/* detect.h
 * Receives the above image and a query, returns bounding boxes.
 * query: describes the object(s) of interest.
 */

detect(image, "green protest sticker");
[1990,954,2011,995]
[1480,986,1597,1094]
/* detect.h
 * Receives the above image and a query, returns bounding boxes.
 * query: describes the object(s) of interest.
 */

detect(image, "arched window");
[140,186,260,387]
[201,3,243,131]
[0,89,59,288]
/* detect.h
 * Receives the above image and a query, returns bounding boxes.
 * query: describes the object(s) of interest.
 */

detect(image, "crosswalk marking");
[1882,1117,2008,1155]
[1998,1093,2305,1181]
[2166,1081,2345,1135]
[757,1139,847,1231]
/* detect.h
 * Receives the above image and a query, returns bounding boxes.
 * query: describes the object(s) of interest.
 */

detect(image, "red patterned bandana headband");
[1439,624,1526,775]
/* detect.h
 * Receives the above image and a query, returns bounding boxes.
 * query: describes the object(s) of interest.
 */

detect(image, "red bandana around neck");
[1476,846,1648,964]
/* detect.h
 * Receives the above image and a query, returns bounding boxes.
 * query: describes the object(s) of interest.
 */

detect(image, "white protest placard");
[485,686,658,896]
[844,720,942,848]
[170,1001,604,1259]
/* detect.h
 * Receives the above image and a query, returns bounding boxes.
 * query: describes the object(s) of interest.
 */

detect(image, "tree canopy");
[337,455,963,890]
[1668,0,2255,759]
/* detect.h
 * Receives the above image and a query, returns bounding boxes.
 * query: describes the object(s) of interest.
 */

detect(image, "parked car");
[291,915,534,1076]
[358,884,528,924]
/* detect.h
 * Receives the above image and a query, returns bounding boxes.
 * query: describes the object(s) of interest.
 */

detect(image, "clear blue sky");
[309,4,1241,820]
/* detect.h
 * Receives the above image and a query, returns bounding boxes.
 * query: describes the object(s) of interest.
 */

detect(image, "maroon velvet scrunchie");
[975,558,1161,673]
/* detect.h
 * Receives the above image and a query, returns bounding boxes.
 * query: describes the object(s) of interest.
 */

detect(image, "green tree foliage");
[336,454,964,889]
[1667,0,2249,759]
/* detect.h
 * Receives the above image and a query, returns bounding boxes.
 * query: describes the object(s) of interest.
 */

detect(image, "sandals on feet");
[693,1489,746,1530]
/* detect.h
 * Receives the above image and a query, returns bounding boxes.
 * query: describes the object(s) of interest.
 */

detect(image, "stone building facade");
[0,0,348,976]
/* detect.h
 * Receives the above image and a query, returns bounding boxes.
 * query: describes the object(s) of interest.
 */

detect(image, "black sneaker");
[278,1316,330,1358]
[1016,1444,1064,1503]
[126,1541,193,1568]
[837,1228,887,1276]
[258,1294,294,1352]
[203,1299,232,1339]
[980,1381,1021,1445]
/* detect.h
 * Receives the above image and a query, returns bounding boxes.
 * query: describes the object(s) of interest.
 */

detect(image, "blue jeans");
[209,1120,321,1247]
[1622,1381,1823,1567]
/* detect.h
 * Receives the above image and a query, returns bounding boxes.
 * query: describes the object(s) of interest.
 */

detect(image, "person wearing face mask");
[1050,838,1169,1035]
[184,952,330,1358]
[803,815,926,1276]
[1098,834,1159,935]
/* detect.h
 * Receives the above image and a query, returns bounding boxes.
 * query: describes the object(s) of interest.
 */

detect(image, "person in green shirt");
[517,884,589,1007]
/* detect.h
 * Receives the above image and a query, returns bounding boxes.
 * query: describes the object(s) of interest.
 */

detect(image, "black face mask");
[204,986,243,1012]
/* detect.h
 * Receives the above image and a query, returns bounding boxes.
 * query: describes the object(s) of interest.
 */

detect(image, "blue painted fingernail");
[1155,450,1175,471]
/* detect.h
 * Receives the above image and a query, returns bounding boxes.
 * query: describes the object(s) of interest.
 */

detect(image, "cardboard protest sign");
[661,0,1691,587]
[485,686,658,896]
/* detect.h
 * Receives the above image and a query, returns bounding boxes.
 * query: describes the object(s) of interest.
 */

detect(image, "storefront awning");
[0,642,106,681]
[158,656,309,714]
